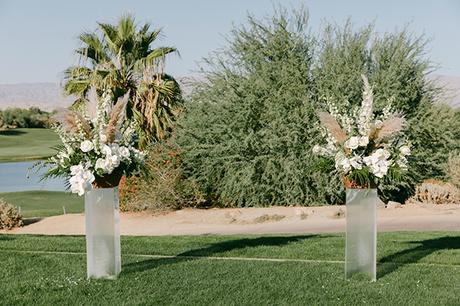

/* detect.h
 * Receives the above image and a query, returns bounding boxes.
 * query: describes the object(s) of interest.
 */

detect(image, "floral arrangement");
[43,88,146,196]
[312,75,410,188]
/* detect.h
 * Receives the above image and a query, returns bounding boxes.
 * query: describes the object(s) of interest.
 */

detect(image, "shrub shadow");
[123,235,318,274]
[377,236,460,278]
[23,217,44,226]
[0,235,15,241]
[0,129,26,136]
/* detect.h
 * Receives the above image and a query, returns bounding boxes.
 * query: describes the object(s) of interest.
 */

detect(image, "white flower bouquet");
[42,88,146,195]
[313,75,410,188]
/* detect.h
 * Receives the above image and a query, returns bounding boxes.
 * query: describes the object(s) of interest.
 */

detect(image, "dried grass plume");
[317,111,348,143]
[375,115,406,141]
[106,92,130,142]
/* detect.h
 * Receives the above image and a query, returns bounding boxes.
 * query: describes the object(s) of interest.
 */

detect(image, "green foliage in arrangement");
[177,7,459,206]
[0,107,54,129]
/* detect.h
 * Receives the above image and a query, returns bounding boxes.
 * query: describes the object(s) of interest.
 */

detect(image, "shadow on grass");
[123,235,318,274]
[378,236,460,278]
[0,235,15,241]
[0,129,26,136]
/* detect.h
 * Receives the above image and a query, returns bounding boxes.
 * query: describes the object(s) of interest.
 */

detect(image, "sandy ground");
[2,203,460,236]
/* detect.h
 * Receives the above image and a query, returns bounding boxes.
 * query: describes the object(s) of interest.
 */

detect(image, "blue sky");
[0,0,459,84]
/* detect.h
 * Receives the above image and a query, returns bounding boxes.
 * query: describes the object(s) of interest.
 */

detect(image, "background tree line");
[0,107,54,129]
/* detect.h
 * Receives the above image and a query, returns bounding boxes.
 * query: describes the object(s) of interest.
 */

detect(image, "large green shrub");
[178,8,458,206]
[178,11,341,207]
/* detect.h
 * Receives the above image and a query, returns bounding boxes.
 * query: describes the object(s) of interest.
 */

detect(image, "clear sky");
[0,0,459,84]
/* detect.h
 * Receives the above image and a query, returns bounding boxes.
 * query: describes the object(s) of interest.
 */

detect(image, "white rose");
[100,134,108,143]
[344,136,360,150]
[110,143,120,153]
[400,145,411,156]
[312,145,321,154]
[80,140,94,153]
[102,145,112,156]
[358,136,369,147]
[374,148,390,160]
[119,146,131,159]
[95,158,106,171]
[103,155,120,174]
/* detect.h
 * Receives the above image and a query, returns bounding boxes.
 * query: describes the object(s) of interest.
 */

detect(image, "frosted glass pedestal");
[345,188,377,281]
[85,187,121,279]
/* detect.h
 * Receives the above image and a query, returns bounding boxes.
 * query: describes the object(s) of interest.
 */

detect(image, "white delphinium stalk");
[131,147,146,163]
[122,121,137,145]
[356,75,374,136]
[382,98,395,120]
[399,145,411,156]
[396,145,411,170]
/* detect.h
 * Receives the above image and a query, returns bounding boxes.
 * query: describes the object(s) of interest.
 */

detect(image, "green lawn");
[0,232,459,305]
[0,128,60,162]
[0,191,83,218]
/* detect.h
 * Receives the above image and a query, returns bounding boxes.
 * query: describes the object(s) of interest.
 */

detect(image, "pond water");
[0,161,67,192]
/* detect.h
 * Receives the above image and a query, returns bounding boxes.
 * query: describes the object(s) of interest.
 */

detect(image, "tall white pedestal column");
[345,188,377,281]
[85,187,121,279]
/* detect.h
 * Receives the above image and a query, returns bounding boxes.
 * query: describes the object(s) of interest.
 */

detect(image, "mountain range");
[0,75,459,110]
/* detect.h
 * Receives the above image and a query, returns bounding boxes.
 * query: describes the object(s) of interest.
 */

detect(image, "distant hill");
[0,75,459,110]
[432,75,460,108]
[0,83,72,111]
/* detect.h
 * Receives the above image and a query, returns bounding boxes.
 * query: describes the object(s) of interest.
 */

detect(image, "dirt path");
[2,203,460,236]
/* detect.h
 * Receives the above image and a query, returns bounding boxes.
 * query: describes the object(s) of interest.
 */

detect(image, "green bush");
[178,11,344,207]
[0,107,53,128]
[120,139,206,211]
[447,151,460,188]
[176,7,460,207]
[0,199,23,230]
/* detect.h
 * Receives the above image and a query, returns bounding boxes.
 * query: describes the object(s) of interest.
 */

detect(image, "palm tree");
[64,14,182,148]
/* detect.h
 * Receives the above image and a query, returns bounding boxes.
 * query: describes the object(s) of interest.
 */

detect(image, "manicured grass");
[0,191,83,218]
[0,232,459,305]
[0,128,60,162]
